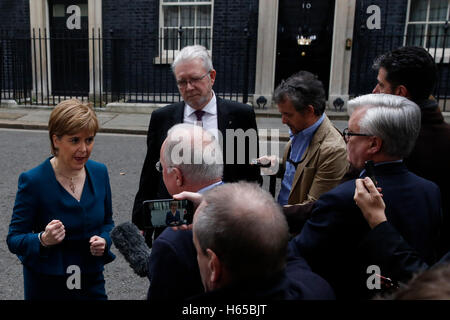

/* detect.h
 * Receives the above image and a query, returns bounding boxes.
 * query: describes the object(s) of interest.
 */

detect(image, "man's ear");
[206,248,222,286]
[394,85,409,98]
[368,136,383,155]
[173,167,184,186]
[209,69,217,86]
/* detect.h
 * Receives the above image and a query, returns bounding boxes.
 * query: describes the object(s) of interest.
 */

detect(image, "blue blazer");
[290,162,442,299]
[7,158,116,276]
[147,229,203,300]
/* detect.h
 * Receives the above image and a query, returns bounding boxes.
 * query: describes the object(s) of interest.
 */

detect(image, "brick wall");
[1,0,258,102]
[349,0,408,96]
[101,0,258,101]
[0,0,30,36]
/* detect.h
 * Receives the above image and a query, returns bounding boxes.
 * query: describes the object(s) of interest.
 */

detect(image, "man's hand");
[171,191,204,231]
[354,177,387,229]
[173,191,203,207]
[255,155,280,176]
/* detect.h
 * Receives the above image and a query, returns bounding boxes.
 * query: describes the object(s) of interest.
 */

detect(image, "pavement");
[1,101,448,141]
[0,100,351,141]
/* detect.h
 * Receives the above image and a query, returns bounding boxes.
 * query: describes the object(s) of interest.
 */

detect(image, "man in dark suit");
[372,46,450,257]
[289,93,442,299]
[190,182,335,300]
[132,45,261,245]
[147,124,224,300]
[354,176,450,285]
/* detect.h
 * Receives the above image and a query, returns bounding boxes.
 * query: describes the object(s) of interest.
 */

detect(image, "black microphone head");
[111,222,152,277]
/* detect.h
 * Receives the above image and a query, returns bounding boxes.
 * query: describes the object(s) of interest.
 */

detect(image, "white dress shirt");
[183,92,220,141]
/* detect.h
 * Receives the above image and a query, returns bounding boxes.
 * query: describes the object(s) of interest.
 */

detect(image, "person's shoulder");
[86,159,107,171]
[218,98,254,113]
[20,158,51,180]
[314,179,356,207]
[152,101,184,117]
[155,228,192,243]
[406,170,440,192]
[286,260,336,299]
[319,116,346,148]
[152,229,194,256]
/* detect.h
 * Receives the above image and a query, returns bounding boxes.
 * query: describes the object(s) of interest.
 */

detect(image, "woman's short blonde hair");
[48,99,99,156]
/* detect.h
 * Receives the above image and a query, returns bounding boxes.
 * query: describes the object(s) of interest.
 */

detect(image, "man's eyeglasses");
[155,160,162,173]
[342,128,372,143]
[176,71,210,88]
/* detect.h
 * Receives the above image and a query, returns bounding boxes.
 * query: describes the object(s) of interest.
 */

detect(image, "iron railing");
[0,28,253,107]
[351,23,450,111]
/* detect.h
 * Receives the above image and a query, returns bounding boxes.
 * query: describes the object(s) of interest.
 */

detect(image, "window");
[405,0,450,62]
[157,0,213,63]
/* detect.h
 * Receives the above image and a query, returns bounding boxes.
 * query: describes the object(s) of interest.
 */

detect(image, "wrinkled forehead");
[175,58,207,75]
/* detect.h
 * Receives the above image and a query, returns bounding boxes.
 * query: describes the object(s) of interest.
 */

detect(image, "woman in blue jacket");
[7,99,115,300]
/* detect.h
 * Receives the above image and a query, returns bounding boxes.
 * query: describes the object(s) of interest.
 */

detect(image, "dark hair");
[372,46,438,102]
[273,70,326,116]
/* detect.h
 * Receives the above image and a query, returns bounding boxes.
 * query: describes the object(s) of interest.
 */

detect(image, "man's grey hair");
[163,123,223,184]
[171,45,213,74]
[273,70,326,116]
[347,93,421,158]
[193,182,289,282]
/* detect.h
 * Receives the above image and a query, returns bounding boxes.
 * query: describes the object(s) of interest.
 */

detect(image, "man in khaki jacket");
[261,71,348,215]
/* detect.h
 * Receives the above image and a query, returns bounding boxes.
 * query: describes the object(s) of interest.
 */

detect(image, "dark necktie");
[194,110,205,126]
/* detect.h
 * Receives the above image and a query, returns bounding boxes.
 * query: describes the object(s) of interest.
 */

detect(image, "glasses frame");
[176,71,210,88]
[342,128,372,142]
[155,160,163,173]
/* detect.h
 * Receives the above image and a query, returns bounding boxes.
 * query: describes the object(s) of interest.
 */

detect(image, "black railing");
[351,23,450,111]
[0,28,252,107]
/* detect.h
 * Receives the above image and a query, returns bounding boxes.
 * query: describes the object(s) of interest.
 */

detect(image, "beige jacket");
[281,115,348,205]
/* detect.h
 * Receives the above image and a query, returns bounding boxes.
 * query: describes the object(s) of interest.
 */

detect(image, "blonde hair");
[48,99,99,156]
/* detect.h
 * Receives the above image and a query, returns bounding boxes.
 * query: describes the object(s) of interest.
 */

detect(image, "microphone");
[111,222,151,277]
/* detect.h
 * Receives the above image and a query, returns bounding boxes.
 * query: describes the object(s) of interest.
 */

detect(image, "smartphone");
[251,158,271,168]
[143,199,194,227]
[364,160,378,186]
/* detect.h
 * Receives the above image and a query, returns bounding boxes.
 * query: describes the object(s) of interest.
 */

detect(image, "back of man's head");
[273,70,326,116]
[348,93,421,159]
[163,123,223,186]
[193,182,289,286]
[373,46,437,102]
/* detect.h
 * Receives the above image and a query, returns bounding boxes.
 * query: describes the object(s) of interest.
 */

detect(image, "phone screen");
[143,199,194,227]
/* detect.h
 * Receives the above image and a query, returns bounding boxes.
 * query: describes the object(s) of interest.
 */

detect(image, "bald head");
[193,182,289,289]
[160,124,223,194]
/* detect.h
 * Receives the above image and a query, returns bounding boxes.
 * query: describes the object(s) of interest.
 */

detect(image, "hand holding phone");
[364,160,378,186]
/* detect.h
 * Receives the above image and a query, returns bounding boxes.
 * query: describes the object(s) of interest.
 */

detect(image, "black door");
[49,0,89,95]
[275,0,335,96]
